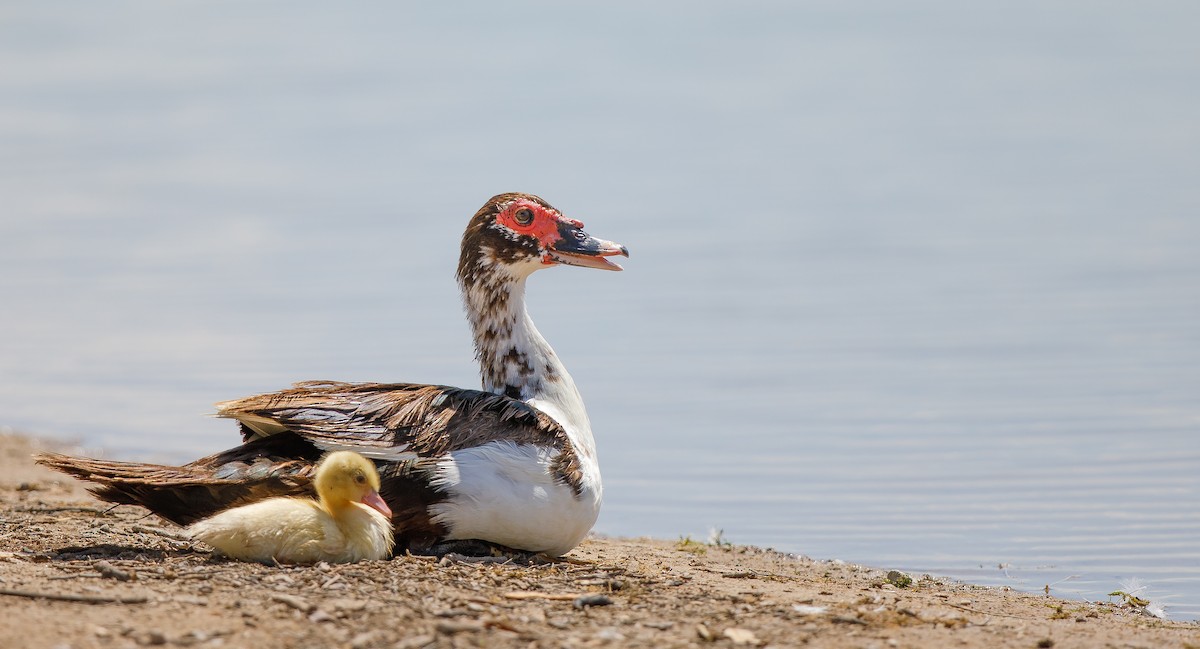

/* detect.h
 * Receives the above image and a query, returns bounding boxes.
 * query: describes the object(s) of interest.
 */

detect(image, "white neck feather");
[459,262,596,459]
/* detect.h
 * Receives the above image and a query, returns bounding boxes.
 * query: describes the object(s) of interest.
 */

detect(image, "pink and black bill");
[548,220,629,271]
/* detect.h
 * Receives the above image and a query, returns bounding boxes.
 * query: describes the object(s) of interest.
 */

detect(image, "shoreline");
[1,431,1196,648]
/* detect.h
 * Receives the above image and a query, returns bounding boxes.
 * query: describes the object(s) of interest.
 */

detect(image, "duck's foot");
[413,539,550,564]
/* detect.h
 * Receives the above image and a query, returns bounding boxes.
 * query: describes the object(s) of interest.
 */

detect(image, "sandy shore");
[1,432,1196,649]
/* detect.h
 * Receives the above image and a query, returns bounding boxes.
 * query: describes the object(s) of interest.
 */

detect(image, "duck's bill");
[361,490,393,518]
[551,226,630,271]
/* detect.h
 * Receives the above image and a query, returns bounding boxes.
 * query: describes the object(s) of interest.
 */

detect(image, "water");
[2,1,1198,620]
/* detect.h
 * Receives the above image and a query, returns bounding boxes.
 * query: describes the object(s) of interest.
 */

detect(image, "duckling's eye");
[514,208,534,225]
[354,473,366,484]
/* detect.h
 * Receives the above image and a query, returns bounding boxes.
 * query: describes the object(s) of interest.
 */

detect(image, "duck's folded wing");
[216,381,569,461]
[35,433,322,525]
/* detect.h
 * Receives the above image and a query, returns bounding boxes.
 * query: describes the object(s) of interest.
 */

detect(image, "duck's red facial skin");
[481,194,626,270]
[496,199,586,265]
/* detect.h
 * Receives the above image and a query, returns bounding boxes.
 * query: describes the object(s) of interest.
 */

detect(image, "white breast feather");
[427,440,601,556]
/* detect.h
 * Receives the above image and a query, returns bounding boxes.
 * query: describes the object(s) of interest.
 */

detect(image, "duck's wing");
[217,380,572,469]
[35,432,323,526]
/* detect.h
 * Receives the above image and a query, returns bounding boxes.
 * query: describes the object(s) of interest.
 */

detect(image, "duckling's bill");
[361,489,392,518]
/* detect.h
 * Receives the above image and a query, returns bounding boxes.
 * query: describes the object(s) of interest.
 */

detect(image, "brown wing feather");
[217,381,576,473]
[34,433,321,525]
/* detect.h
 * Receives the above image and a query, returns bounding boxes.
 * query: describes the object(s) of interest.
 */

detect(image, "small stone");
[723,628,761,646]
[434,620,484,634]
[886,571,913,588]
[524,608,547,624]
[327,598,369,613]
[137,630,167,646]
[350,630,384,649]
[174,631,209,646]
[595,627,625,642]
[432,608,468,618]
[696,623,714,642]
[95,560,133,581]
[269,593,314,613]
[395,635,436,649]
[792,604,828,616]
[574,594,613,609]
[308,609,334,623]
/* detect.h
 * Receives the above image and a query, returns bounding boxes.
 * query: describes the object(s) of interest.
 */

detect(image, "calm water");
[2,2,1198,620]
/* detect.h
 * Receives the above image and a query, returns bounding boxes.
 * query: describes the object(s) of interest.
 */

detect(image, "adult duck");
[37,192,628,556]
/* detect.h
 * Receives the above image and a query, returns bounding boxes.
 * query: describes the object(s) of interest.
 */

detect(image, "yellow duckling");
[187,451,394,564]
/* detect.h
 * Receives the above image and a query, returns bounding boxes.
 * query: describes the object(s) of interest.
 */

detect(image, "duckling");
[187,451,394,564]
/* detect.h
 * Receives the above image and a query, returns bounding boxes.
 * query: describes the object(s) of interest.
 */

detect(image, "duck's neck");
[320,498,352,521]
[322,498,371,522]
[459,267,594,450]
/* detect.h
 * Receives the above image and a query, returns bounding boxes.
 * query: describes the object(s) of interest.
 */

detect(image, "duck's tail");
[34,433,322,526]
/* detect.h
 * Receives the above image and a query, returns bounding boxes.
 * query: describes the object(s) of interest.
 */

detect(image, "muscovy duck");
[37,192,628,556]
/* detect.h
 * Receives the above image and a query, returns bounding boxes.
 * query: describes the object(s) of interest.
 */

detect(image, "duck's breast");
[425,440,602,556]
[334,504,395,561]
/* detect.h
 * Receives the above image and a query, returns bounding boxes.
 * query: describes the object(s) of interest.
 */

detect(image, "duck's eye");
[514,208,534,226]
[354,473,366,484]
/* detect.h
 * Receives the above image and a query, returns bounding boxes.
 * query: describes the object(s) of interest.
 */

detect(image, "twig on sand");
[0,587,148,604]
[270,593,314,613]
[504,592,583,601]
[722,570,758,579]
[904,592,1034,621]
[14,506,110,515]
[130,525,191,542]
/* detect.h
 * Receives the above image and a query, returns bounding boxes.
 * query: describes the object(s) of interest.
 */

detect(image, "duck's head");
[457,192,629,284]
[314,451,392,518]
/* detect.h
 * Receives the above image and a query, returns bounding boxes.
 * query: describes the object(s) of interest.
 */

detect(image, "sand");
[1,431,1196,649]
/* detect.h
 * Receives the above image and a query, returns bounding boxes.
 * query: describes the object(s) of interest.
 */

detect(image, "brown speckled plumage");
[220,380,584,495]
[36,433,321,526]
